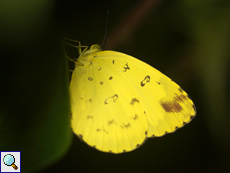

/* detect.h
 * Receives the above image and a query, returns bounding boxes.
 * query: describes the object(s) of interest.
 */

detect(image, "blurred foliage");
[0,0,230,172]
[0,0,71,172]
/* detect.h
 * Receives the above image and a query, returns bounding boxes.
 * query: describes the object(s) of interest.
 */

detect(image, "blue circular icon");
[3,154,15,166]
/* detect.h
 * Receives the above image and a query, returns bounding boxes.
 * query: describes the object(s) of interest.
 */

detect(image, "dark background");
[1,0,230,172]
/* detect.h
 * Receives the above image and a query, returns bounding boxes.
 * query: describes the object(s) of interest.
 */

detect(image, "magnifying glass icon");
[3,154,18,170]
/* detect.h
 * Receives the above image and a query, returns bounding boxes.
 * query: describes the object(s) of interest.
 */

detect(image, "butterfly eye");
[90,44,101,50]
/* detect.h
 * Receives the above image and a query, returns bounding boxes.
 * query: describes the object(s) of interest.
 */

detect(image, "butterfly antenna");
[101,7,110,48]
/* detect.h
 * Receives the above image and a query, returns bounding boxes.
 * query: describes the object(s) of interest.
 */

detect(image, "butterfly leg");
[63,37,88,56]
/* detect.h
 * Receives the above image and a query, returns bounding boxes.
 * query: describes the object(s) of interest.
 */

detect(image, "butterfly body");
[69,43,196,153]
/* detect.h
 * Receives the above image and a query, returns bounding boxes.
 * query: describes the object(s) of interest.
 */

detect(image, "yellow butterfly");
[65,38,196,154]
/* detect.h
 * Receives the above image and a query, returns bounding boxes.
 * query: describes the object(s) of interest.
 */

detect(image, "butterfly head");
[77,44,102,67]
[83,44,102,56]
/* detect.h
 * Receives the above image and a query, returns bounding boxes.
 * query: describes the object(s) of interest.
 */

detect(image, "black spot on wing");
[109,76,113,80]
[140,75,150,87]
[130,98,139,105]
[78,134,83,139]
[104,94,118,104]
[86,115,94,121]
[96,127,108,134]
[88,77,93,81]
[100,81,104,85]
[108,119,117,125]
[156,81,161,85]
[123,63,130,72]
[160,94,189,113]
[78,134,84,142]
[131,114,139,120]
[112,60,115,64]
[120,123,131,129]
[124,123,130,128]
[190,115,195,120]
[178,88,184,93]
[161,100,183,113]
[80,97,92,103]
